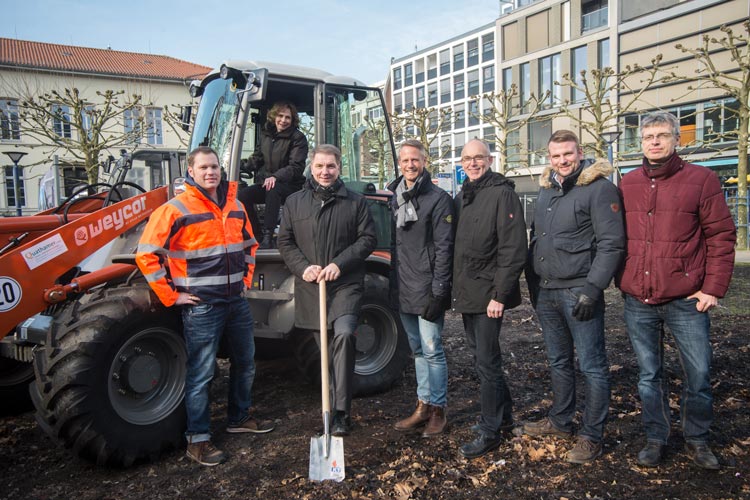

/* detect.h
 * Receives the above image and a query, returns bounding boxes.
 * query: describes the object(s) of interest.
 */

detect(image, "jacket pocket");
[464,250,495,281]
[551,237,592,279]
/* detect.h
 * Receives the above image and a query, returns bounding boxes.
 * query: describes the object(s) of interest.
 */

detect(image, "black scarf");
[307,177,343,201]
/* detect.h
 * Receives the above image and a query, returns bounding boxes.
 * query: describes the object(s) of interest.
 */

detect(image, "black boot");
[259,229,274,249]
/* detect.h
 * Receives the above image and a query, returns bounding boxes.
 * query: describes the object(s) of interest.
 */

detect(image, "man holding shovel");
[278,144,377,437]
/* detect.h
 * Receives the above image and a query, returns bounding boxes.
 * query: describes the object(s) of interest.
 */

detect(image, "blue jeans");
[624,294,713,444]
[181,296,256,443]
[462,313,512,437]
[400,313,448,407]
[536,287,610,441]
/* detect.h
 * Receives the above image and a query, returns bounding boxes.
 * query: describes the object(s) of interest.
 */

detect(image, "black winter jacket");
[252,123,308,187]
[452,171,527,314]
[531,159,625,299]
[278,179,377,329]
[387,171,454,314]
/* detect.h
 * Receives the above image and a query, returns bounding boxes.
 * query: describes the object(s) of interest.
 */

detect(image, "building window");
[52,104,72,138]
[440,110,452,132]
[469,99,480,126]
[440,49,450,75]
[61,165,88,197]
[482,33,494,62]
[571,45,587,103]
[467,69,480,97]
[454,74,465,100]
[529,117,552,165]
[454,131,465,157]
[1,99,20,141]
[394,93,403,114]
[428,82,438,107]
[484,126,497,153]
[416,87,426,108]
[582,0,608,32]
[539,53,561,108]
[483,66,495,93]
[467,39,479,67]
[704,98,740,144]
[415,59,425,84]
[368,106,383,120]
[453,44,464,72]
[405,63,413,87]
[598,38,610,69]
[146,108,163,146]
[454,104,466,129]
[502,67,513,92]
[621,114,640,154]
[428,109,439,133]
[667,104,698,147]
[520,62,530,110]
[428,54,438,80]
[440,79,451,104]
[4,165,25,207]
[404,89,414,111]
[81,105,95,141]
[124,107,142,143]
[393,67,403,90]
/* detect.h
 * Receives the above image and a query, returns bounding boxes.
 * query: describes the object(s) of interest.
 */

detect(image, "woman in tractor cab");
[238,101,309,249]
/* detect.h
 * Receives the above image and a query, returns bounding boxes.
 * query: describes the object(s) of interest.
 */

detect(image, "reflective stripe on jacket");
[136,181,257,306]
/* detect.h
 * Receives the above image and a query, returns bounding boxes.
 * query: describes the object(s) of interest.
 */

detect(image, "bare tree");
[362,116,394,189]
[674,20,749,249]
[18,87,147,184]
[555,56,663,160]
[472,86,550,175]
[390,106,452,174]
[162,103,193,148]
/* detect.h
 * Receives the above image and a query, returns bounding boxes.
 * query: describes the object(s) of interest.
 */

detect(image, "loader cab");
[188,61,398,247]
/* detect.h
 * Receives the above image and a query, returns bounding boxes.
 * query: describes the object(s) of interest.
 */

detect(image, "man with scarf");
[388,140,454,437]
[452,139,527,459]
[137,146,274,467]
[278,144,377,436]
[523,130,624,464]
[618,112,735,469]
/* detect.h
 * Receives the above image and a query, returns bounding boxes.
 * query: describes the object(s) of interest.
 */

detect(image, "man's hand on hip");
[687,291,718,312]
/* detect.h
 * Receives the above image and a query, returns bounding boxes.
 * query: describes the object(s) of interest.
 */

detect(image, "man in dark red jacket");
[618,111,736,470]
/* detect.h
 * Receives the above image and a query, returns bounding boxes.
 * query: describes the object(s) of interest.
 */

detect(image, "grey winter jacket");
[388,171,454,314]
[531,159,625,299]
[278,179,377,329]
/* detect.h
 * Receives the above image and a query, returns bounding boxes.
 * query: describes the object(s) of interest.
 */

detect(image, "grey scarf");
[395,176,420,228]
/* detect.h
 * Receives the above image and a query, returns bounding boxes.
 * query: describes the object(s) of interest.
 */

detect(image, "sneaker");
[566,437,602,464]
[226,417,275,434]
[637,441,665,467]
[685,442,720,470]
[523,417,572,438]
[331,411,351,437]
[186,440,227,466]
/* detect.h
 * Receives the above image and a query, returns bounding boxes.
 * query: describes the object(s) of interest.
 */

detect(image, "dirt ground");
[1,266,748,500]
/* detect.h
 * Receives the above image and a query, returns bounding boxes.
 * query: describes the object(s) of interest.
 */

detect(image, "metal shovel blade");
[309,432,345,482]
[308,279,346,482]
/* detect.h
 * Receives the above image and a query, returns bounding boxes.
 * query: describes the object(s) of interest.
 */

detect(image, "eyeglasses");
[461,154,488,163]
[641,133,674,143]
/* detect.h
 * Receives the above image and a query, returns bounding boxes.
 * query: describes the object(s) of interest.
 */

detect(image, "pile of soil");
[1,267,748,499]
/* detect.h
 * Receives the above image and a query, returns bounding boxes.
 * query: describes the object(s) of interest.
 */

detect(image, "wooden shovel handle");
[319,279,330,415]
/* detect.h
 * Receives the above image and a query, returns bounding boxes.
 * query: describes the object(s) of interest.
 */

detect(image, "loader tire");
[30,282,186,467]
[0,358,34,415]
[294,273,408,396]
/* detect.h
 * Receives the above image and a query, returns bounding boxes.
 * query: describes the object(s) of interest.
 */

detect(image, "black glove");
[421,293,449,323]
[572,293,597,322]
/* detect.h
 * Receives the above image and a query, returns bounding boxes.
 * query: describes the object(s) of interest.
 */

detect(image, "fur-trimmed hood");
[539,159,615,189]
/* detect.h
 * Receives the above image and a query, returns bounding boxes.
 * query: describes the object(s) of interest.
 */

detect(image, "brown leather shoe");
[394,400,431,431]
[422,405,448,437]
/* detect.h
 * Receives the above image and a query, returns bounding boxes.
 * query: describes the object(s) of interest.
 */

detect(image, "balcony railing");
[582,7,608,32]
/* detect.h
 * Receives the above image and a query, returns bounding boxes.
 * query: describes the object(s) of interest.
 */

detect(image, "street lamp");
[3,151,27,216]
[600,130,621,165]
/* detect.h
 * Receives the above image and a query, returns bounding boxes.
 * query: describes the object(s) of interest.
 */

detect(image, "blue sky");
[3,0,501,84]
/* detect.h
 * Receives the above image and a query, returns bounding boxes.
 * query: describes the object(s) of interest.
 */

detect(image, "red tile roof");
[0,38,212,82]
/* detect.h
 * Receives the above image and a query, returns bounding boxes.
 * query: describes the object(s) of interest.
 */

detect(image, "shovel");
[309,278,346,482]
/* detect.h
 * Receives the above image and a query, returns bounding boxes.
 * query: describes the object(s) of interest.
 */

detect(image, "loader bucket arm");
[0,186,169,339]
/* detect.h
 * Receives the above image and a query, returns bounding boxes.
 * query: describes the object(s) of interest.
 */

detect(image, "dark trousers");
[314,314,358,414]
[462,313,513,438]
[238,181,299,236]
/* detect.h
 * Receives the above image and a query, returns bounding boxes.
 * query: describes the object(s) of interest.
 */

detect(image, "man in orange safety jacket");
[136,146,274,467]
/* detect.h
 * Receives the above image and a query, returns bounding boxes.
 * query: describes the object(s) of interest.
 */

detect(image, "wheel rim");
[108,327,186,425]
[355,303,399,376]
